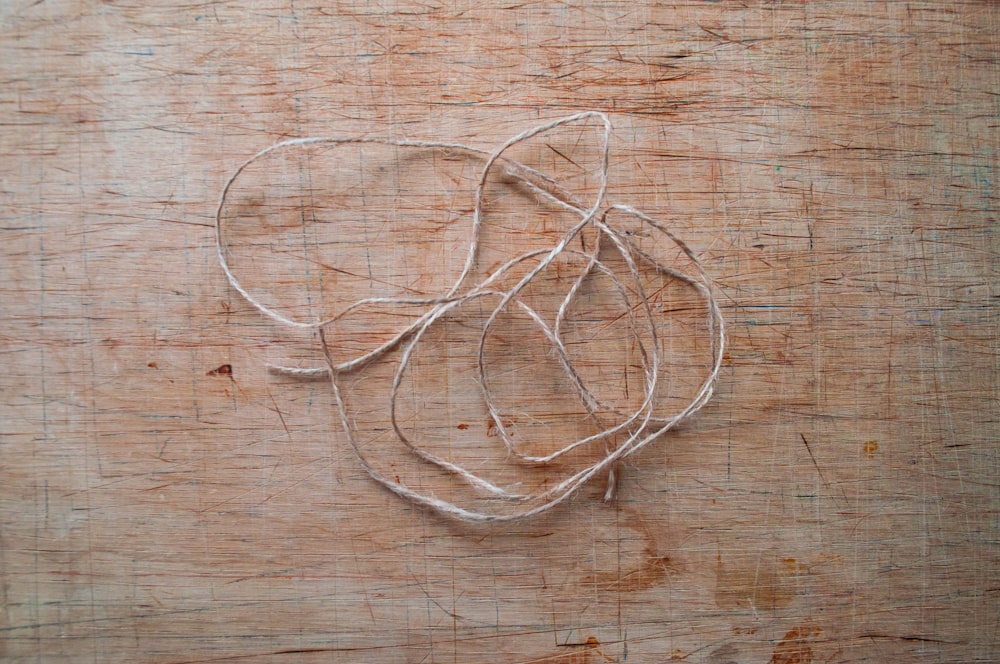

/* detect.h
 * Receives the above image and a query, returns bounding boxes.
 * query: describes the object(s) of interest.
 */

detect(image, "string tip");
[603,466,619,502]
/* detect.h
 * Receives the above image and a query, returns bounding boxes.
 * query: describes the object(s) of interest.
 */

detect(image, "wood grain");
[2,1,998,662]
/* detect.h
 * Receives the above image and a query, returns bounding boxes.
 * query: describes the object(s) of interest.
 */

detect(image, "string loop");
[216,112,725,522]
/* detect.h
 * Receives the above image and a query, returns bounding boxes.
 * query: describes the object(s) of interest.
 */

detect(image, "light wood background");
[2,1,998,662]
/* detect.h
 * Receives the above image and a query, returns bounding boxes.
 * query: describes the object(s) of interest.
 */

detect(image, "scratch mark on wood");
[799,433,828,485]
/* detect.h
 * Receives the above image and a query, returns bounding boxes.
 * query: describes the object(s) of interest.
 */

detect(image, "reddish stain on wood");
[768,625,821,664]
[863,440,879,459]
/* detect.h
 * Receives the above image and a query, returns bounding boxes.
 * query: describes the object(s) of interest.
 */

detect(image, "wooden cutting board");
[2,2,998,662]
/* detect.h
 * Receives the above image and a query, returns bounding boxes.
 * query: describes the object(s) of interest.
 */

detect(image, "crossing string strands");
[215,112,725,523]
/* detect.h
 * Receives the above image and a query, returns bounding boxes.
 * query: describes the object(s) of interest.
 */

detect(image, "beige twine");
[216,112,725,523]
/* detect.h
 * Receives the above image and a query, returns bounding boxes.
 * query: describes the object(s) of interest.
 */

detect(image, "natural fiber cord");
[216,112,725,523]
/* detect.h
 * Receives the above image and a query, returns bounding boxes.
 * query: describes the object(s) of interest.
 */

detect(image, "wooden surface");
[2,1,998,662]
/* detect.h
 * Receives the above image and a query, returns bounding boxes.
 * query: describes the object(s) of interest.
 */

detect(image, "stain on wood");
[862,440,879,459]
[768,625,822,664]
[580,511,679,593]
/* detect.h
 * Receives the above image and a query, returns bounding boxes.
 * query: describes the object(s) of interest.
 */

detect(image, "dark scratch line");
[800,432,829,485]
[545,143,583,170]
[266,386,291,440]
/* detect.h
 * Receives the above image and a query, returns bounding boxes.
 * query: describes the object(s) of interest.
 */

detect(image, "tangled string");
[216,112,725,523]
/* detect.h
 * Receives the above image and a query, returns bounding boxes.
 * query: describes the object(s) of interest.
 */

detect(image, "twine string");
[216,112,725,523]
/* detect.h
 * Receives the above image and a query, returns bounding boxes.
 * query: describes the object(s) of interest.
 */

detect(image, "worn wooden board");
[2,1,998,662]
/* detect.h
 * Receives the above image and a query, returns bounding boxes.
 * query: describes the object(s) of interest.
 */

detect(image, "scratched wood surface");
[2,1,999,662]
